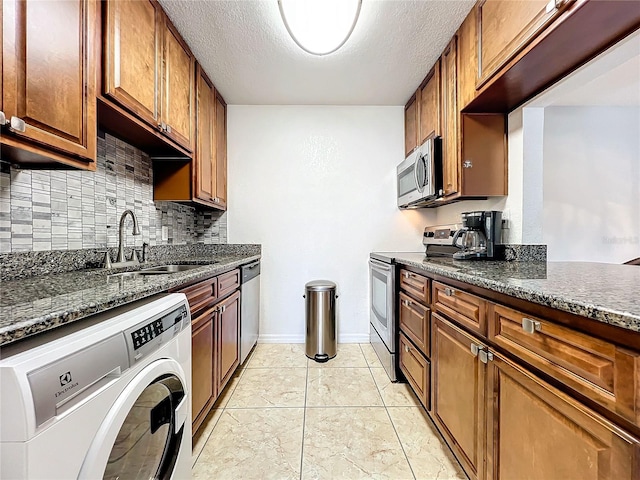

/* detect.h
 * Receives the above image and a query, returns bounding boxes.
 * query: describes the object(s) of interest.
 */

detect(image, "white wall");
[543,106,640,262]
[227,106,433,343]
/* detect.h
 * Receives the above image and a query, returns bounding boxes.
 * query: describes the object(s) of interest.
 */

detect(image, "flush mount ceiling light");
[278,0,362,56]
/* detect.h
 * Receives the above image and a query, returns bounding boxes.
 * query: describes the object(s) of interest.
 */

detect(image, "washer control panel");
[125,305,189,363]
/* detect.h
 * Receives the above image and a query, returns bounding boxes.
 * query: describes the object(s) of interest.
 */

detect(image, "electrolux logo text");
[60,371,72,386]
[55,371,79,398]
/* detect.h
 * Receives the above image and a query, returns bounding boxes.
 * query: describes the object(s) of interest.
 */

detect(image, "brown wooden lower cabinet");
[176,268,241,434]
[399,333,430,409]
[486,352,640,480]
[191,307,215,424]
[399,292,430,355]
[427,312,640,480]
[216,290,240,394]
[431,313,486,480]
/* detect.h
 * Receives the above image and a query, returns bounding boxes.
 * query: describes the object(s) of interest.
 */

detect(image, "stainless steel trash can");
[304,280,337,362]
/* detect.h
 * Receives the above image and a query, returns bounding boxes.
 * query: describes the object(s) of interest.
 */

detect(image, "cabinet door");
[1,0,97,161]
[441,37,458,197]
[399,269,430,304]
[161,18,194,151]
[195,64,216,204]
[477,0,572,87]
[458,6,478,111]
[404,93,418,157]
[192,308,215,423]
[431,313,485,480]
[399,292,429,355]
[216,290,240,393]
[418,61,440,145]
[214,93,227,208]
[399,333,430,409]
[486,352,640,480]
[104,0,161,128]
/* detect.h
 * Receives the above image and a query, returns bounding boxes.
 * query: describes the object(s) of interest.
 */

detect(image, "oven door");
[369,259,395,352]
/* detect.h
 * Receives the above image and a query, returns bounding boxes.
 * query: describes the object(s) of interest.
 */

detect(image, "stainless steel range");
[423,224,462,258]
[369,224,461,381]
[369,255,396,381]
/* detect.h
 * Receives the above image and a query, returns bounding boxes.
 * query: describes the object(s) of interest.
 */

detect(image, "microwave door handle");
[413,152,423,193]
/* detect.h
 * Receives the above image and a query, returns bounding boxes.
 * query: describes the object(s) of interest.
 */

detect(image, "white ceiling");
[158,0,475,106]
[529,30,640,107]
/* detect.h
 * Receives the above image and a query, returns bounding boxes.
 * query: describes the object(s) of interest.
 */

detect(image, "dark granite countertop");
[0,253,260,346]
[373,252,640,334]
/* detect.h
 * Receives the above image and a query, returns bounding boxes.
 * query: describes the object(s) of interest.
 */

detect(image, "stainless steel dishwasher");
[240,261,260,364]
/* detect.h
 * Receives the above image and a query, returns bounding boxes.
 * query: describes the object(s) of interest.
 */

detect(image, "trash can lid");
[305,280,337,291]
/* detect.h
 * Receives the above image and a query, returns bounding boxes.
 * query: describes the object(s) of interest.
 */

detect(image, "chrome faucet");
[115,209,141,265]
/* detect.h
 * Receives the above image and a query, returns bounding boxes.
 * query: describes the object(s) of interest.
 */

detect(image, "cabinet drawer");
[179,278,216,315]
[489,303,640,426]
[400,333,430,409]
[217,269,240,299]
[400,269,430,304]
[399,292,430,356]
[433,281,487,336]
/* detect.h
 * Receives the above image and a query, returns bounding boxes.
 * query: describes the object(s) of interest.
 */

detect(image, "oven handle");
[369,259,392,272]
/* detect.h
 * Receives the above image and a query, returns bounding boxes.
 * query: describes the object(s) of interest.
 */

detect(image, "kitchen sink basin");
[140,264,206,273]
[107,263,210,279]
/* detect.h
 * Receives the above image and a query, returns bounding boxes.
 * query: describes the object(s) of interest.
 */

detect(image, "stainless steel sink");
[107,263,210,279]
[140,264,206,273]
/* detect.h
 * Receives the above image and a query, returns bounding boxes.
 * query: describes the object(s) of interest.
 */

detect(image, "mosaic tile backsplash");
[0,132,227,253]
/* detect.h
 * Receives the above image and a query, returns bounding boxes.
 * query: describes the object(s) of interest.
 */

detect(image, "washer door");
[79,359,188,480]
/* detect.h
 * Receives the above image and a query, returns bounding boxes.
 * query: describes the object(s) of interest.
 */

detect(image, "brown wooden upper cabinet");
[441,37,459,197]
[418,61,440,145]
[103,0,194,152]
[194,65,217,205]
[214,92,228,209]
[0,0,97,169]
[153,63,227,211]
[404,93,419,158]
[476,0,573,88]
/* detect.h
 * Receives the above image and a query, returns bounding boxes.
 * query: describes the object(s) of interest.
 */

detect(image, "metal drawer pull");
[10,116,26,133]
[479,350,494,364]
[444,287,455,296]
[522,317,541,334]
[404,344,410,353]
[404,272,410,279]
[470,343,484,357]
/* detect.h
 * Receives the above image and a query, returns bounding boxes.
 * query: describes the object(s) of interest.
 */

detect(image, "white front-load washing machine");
[0,293,192,479]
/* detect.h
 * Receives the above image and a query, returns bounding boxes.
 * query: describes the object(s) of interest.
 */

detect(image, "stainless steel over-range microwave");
[397,136,443,208]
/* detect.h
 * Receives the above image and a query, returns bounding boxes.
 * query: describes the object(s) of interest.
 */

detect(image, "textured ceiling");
[158,0,475,105]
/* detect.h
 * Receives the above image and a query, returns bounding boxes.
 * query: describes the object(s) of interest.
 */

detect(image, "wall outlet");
[162,226,169,241]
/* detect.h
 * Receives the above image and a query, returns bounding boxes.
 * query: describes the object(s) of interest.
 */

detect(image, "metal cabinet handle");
[479,350,494,364]
[0,111,7,126]
[462,160,473,169]
[404,271,410,279]
[470,343,484,357]
[404,344,410,353]
[444,287,455,297]
[522,318,541,334]
[165,124,172,134]
[10,116,26,133]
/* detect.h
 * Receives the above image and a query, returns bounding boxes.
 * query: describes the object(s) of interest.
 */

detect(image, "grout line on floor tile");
[299,354,310,480]
[384,406,418,480]
[192,410,223,467]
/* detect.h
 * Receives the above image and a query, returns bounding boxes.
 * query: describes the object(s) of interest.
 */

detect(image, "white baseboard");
[258,334,305,344]
[338,333,370,343]
[258,333,369,344]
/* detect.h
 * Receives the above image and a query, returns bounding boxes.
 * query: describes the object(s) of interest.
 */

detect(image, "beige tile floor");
[192,343,466,480]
